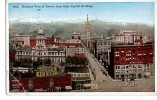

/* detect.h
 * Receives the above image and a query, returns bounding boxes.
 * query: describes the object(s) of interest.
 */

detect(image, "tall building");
[109,44,154,80]
[86,15,91,48]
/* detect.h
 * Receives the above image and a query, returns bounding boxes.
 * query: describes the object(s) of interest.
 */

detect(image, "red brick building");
[10,74,72,92]
[109,44,154,80]
[45,38,52,46]
[30,38,36,47]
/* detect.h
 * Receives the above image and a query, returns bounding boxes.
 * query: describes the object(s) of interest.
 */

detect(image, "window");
[133,66,134,68]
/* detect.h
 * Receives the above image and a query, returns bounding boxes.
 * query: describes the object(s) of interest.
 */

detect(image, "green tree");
[44,58,51,65]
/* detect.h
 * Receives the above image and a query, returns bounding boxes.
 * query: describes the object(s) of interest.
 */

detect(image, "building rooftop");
[47,47,65,51]
[112,43,153,47]
[10,71,36,78]
[13,35,30,37]
[65,66,89,73]
[72,77,91,81]
[17,46,32,51]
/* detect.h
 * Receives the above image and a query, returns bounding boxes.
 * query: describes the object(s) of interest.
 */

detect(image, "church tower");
[86,15,91,48]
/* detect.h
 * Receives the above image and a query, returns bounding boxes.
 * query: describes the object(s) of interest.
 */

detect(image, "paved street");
[83,44,155,92]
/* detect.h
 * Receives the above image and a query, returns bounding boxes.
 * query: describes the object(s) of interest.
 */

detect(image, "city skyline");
[9,2,154,25]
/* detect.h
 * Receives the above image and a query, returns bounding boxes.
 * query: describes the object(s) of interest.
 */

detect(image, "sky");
[8,2,154,25]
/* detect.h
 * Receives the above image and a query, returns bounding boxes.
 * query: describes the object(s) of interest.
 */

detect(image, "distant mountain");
[9,19,154,40]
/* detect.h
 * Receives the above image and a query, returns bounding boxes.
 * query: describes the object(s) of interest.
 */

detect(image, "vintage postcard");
[6,0,155,95]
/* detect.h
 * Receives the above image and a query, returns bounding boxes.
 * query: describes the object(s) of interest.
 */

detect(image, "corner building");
[109,44,154,80]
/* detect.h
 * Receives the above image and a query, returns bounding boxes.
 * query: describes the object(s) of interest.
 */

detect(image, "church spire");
[87,14,88,22]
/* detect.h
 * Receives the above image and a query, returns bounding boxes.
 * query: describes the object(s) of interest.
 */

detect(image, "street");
[83,45,155,92]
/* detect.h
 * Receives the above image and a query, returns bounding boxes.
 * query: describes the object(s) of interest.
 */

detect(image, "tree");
[65,56,88,65]
[44,58,51,65]
[80,57,88,65]
[66,56,71,64]
[73,56,78,65]
[37,58,42,66]
[33,58,42,67]
[13,61,21,67]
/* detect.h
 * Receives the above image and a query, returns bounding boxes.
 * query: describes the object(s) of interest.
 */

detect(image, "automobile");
[103,80,106,83]
[103,72,107,76]
[101,70,107,76]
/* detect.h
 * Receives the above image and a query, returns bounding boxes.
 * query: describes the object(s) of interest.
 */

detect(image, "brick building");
[10,74,72,92]
[109,44,154,80]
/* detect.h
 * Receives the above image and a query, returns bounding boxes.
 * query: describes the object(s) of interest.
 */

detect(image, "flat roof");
[65,67,89,73]
[112,44,153,47]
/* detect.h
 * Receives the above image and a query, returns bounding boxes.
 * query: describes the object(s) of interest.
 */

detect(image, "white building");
[10,35,30,49]
[66,46,84,56]
[113,30,147,45]
[15,46,66,63]
[15,28,66,63]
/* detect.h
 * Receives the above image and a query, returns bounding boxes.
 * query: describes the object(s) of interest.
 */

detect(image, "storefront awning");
[83,84,91,87]
[144,72,151,76]
[65,86,72,90]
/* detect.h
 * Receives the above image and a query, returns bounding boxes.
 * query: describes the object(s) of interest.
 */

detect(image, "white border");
[6,0,157,96]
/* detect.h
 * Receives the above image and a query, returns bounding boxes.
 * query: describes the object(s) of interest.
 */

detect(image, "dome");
[38,28,44,34]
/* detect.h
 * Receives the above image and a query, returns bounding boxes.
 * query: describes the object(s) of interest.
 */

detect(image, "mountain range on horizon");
[9,17,154,26]
[9,19,154,41]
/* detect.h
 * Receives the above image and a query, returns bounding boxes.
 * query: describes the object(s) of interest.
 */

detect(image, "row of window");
[37,39,44,44]
[36,72,57,76]
[71,73,89,77]
[68,51,84,53]
[16,56,65,61]
[115,65,144,69]
[17,51,65,56]
[115,69,143,74]
[48,52,65,56]
[17,52,31,55]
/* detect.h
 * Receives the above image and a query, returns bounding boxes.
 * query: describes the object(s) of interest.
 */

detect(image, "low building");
[10,73,72,92]
[12,67,35,73]
[66,46,84,56]
[65,66,91,90]
[36,65,58,77]
[10,35,30,49]
[70,32,81,40]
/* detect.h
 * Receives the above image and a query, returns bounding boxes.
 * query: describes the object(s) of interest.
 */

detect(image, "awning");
[83,84,91,87]
[144,72,151,76]
[65,86,72,90]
